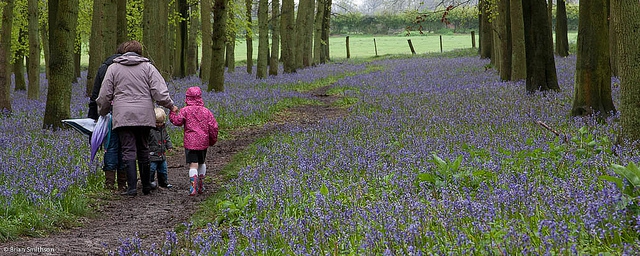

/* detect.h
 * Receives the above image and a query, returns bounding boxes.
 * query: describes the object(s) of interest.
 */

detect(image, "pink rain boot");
[197,174,205,194]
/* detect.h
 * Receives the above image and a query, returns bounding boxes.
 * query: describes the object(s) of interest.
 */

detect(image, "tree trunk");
[87,0,104,96]
[510,0,526,81]
[555,0,569,57]
[177,0,188,77]
[44,0,78,129]
[281,0,296,73]
[269,0,280,75]
[74,34,81,79]
[103,0,117,58]
[143,0,169,79]
[497,0,511,81]
[0,0,14,112]
[245,0,254,74]
[614,0,640,143]
[523,0,559,93]
[187,2,199,75]
[479,0,492,59]
[256,0,269,78]
[14,29,27,91]
[225,36,235,72]
[117,0,127,43]
[27,0,40,100]
[209,0,227,92]
[41,18,50,79]
[313,0,324,65]
[200,0,212,81]
[571,0,614,117]
[609,0,618,77]
[321,0,331,62]
[297,0,314,68]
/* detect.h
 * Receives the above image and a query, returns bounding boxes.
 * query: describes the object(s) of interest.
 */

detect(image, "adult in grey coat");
[97,40,179,196]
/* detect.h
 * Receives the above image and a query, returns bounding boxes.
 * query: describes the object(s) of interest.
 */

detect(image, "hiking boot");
[120,188,137,197]
[117,169,127,192]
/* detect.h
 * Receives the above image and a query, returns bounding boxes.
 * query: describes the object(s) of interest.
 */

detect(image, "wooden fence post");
[440,35,443,53]
[407,39,416,55]
[471,31,476,48]
[346,36,351,59]
[374,38,378,56]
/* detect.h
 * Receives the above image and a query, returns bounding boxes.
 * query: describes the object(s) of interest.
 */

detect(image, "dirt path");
[0,87,346,255]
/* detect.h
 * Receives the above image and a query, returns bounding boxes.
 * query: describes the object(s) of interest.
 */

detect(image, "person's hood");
[103,53,122,65]
[112,52,151,66]
[185,86,204,106]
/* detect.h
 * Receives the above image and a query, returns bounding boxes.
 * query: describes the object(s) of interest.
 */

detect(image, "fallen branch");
[536,121,569,143]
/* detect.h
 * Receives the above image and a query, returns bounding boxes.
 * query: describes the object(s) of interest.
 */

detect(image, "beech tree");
[571,0,615,117]
[43,0,78,129]
[200,0,212,80]
[269,0,280,76]
[0,0,14,112]
[522,0,558,92]
[256,0,268,78]
[27,0,40,100]
[209,0,227,91]
[613,0,640,142]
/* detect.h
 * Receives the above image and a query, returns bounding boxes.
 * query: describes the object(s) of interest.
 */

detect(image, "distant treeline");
[331,4,579,35]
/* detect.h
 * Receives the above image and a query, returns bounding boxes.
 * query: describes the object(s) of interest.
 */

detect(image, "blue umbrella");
[90,113,111,162]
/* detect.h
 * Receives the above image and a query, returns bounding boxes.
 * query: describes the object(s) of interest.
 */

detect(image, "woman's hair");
[154,108,167,122]
[117,40,143,55]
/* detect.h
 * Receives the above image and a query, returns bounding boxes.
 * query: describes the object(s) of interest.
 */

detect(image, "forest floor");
[0,86,347,255]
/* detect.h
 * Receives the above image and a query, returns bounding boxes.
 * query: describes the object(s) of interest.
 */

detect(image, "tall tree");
[609,1,618,77]
[479,0,492,59]
[320,0,331,62]
[143,0,169,78]
[44,0,79,129]
[268,0,279,75]
[225,4,235,72]
[614,0,640,142]
[200,0,212,81]
[510,0,526,81]
[256,0,268,78]
[86,0,105,96]
[245,0,253,74]
[187,2,199,75]
[0,0,15,112]
[555,0,569,57]
[176,0,188,77]
[313,0,325,65]
[117,0,127,43]
[281,0,296,73]
[497,0,511,81]
[103,0,117,57]
[522,0,559,92]
[14,29,27,91]
[209,0,227,92]
[295,0,313,68]
[27,0,40,100]
[571,0,615,117]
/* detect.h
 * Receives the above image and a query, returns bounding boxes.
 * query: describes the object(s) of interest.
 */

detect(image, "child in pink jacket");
[170,86,219,196]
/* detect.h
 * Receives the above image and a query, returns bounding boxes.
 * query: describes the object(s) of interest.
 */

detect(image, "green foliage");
[416,153,494,195]
[214,194,255,227]
[600,162,640,215]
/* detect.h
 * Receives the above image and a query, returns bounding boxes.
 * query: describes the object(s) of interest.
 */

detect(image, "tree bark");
[510,0,526,81]
[143,0,169,78]
[571,0,614,117]
[523,0,559,92]
[245,0,254,74]
[614,0,640,143]
[200,0,212,81]
[269,0,280,75]
[87,0,104,96]
[176,0,188,77]
[0,0,14,112]
[103,0,117,58]
[117,0,127,43]
[14,29,27,91]
[479,0,492,59]
[297,0,314,68]
[44,0,78,129]
[321,0,331,62]
[313,0,325,65]
[497,0,511,81]
[257,0,269,78]
[187,1,199,75]
[225,35,235,72]
[609,0,618,77]
[555,0,569,57]
[281,0,296,73]
[27,0,40,100]
[208,0,227,92]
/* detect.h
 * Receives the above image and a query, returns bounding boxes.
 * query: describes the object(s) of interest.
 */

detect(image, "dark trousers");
[117,126,152,193]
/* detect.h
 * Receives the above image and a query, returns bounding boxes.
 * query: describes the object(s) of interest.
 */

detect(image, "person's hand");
[171,105,179,113]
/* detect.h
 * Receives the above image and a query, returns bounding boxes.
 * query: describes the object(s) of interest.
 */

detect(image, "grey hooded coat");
[96,52,175,129]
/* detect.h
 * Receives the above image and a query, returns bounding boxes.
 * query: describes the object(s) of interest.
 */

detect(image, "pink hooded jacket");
[170,87,219,150]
